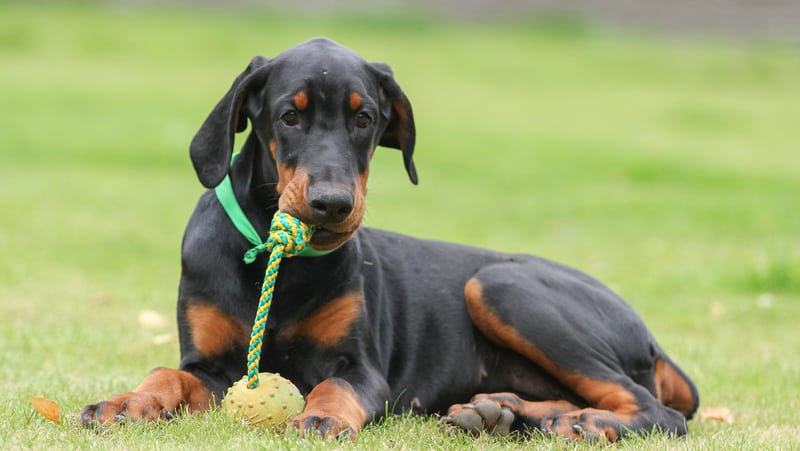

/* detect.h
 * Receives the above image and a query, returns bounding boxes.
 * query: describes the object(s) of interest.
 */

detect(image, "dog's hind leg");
[445,262,694,441]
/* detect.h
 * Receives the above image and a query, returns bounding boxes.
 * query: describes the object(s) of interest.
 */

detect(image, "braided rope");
[245,211,315,389]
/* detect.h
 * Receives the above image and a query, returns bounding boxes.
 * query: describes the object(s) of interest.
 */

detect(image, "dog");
[80,37,698,441]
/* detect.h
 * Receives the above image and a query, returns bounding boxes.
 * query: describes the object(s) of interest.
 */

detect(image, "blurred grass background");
[1,2,799,449]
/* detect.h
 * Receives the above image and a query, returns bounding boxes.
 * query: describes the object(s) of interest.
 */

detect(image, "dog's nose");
[307,184,354,224]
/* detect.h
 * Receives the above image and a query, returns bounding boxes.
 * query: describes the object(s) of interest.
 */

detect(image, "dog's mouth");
[308,225,357,251]
[277,204,361,252]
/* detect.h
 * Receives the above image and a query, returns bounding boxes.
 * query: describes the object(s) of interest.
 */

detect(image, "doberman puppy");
[81,37,698,441]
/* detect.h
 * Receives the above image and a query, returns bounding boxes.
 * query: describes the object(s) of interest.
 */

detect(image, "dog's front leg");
[289,372,388,440]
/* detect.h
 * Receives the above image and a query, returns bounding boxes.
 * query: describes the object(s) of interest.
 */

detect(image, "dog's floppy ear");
[190,56,271,188]
[371,62,418,185]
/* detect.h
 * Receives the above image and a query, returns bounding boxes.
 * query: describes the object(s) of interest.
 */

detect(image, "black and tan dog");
[81,37,698,441]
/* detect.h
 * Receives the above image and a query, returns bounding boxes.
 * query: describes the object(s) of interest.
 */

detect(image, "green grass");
[2,4,799,449]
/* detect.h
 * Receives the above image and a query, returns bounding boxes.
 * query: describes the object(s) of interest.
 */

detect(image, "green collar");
[214,155,333,263]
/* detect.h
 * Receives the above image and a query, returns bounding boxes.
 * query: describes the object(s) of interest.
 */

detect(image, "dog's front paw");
[541,408,622,442]
[288,412,356,440]
[80,392,173,427]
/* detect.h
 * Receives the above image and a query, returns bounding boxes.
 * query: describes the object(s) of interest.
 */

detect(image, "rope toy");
[246,211,314,388]
[223,211,312,428]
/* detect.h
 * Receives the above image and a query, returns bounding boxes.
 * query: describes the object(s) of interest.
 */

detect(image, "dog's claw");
[80,414,95,428]
[334,427,354,441]
[290,413,358,441]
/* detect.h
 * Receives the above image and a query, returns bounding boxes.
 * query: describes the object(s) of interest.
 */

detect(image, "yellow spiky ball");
[223,372,305,429]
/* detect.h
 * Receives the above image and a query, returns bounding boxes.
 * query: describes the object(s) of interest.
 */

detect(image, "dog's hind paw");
[441,399,515,435]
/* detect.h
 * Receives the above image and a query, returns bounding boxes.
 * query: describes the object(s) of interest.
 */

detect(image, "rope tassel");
[245,211,315,389]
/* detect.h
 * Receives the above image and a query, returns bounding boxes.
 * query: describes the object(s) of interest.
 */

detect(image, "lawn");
[1,4,799,449]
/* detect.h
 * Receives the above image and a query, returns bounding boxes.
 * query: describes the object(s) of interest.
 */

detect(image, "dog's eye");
[280,111,300,126]
[355,112,372,128]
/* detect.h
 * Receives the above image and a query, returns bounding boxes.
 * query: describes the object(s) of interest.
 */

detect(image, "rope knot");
[241,212,315,264]
[267,212,315,257]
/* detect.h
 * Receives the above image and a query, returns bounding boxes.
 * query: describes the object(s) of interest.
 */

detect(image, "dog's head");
[189,38,416,252]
